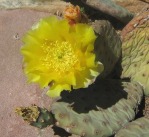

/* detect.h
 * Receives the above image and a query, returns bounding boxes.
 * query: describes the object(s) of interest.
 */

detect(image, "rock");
[0,9,77,137]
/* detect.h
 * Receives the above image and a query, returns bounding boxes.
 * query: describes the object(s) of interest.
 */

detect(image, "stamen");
[40,40,78,73]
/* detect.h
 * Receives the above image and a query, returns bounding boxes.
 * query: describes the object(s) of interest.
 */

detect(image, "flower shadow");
[52,125,72,137]
[57,78,127,114]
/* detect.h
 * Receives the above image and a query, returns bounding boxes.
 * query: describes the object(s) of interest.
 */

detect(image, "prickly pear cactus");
[13,1,149,137]
[92,20,122,77]
[15,105,54,129]
[115,117,149,137]
[120,8,149,96]
[51,80,143,137]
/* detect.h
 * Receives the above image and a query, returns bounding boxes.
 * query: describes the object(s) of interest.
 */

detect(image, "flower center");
[41,40,78,73]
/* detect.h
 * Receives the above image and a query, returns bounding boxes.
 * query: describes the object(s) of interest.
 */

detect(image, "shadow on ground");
[58,79,127,114]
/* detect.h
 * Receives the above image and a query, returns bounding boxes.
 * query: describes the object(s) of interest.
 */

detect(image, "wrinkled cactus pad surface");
[115,117,149,137]
[92,20,122,77]
[51,80,143,137]
[120,8,149,96]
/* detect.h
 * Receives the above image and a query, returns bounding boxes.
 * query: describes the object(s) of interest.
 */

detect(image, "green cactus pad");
[120,9,149,96]
[92,20,122,78]
[51,80,143,137]
[15,105,55,129]
[115,117,149,137]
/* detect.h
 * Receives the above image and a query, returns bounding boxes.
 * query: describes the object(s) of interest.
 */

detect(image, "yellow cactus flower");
[21,16,104,97]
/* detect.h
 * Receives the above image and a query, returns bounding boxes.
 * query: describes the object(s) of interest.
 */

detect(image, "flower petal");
[46,84,71,97]
[73,24,97,47]
[86,53,96,67]
[21,16,103,97]
[55,72,76,86]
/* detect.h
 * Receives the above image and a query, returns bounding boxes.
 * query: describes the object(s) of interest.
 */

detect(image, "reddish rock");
[0,9,77,137]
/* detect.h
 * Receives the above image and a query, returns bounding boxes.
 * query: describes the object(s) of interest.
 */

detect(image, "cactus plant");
[15,80,144,137]
[51,80,143,137]
[15,104,55,129]
[13,1,149,137]
[120,8,149,96]
[115,117,149,137]
[91,20,122,77]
